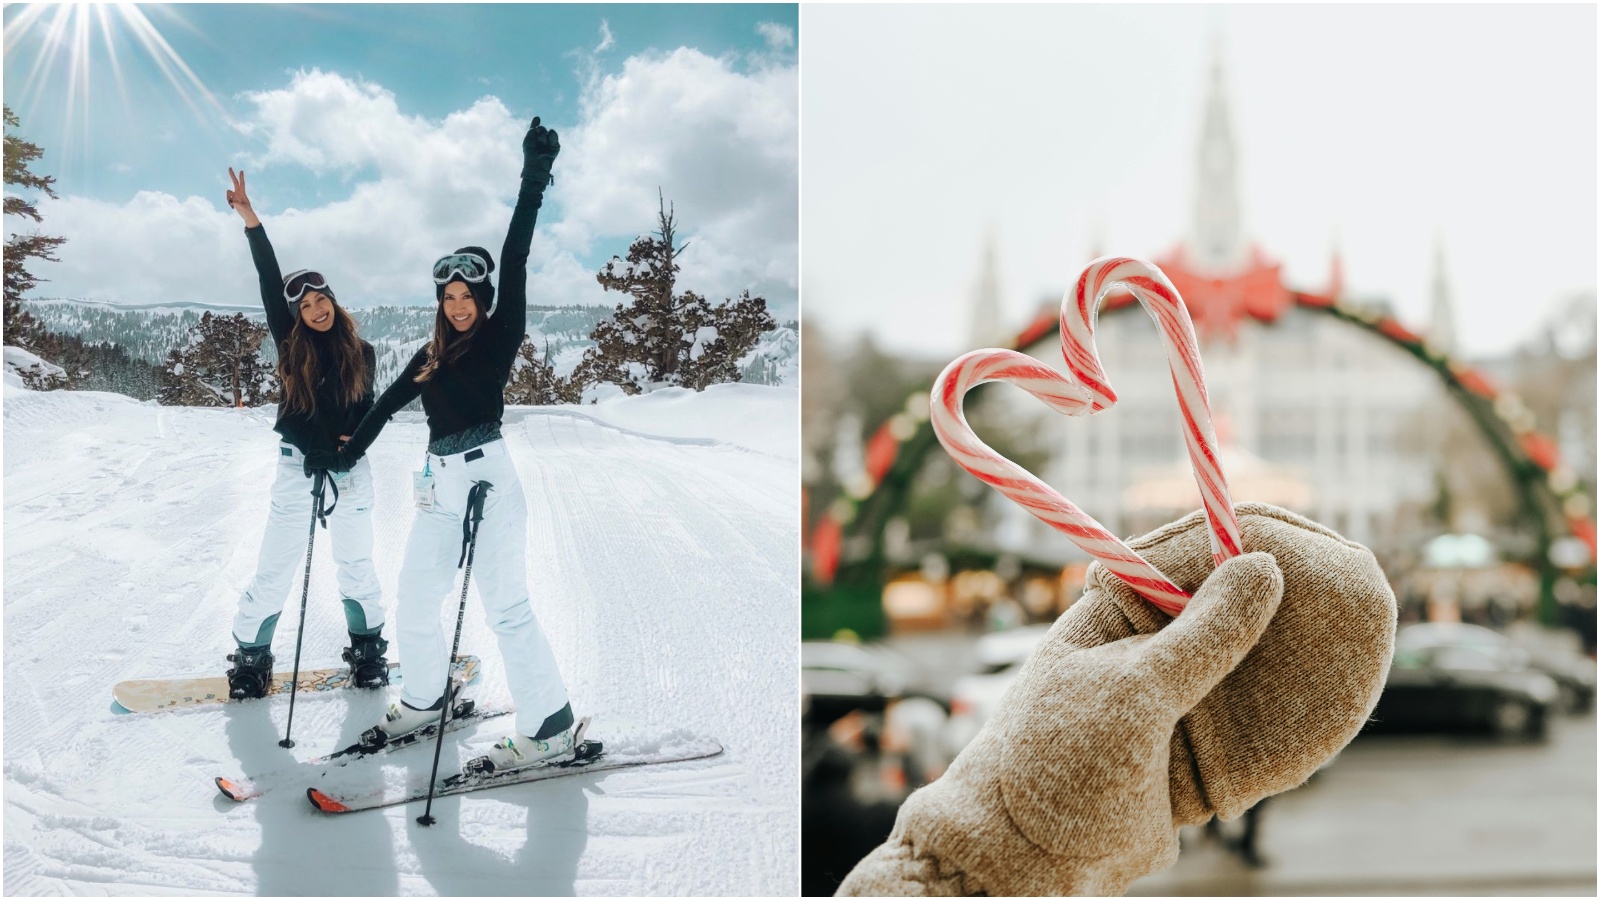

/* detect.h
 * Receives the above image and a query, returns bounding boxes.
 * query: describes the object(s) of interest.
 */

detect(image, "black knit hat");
[434,246,495,313]
[283,269,336,322]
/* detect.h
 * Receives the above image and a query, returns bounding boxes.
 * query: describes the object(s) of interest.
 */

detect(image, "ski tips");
[306,787,350,813]
[215,776,248,802]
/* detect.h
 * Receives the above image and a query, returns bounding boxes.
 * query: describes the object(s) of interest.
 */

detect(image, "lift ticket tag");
[413,470,435,509]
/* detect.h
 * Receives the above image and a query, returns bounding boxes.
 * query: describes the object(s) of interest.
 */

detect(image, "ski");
[306,738,725,815]
[214,699,510,802]
[113,655,481,714]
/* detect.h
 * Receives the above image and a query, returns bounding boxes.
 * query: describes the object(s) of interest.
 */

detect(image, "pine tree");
[3,106,65,349]
[157,312,278,407]
[18,327,161,397]
[505,333,580,406]
[571,192,776,396]
[679,289,777,391]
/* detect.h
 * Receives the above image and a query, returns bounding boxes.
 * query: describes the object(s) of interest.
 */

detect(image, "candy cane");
[930,256,1241,615]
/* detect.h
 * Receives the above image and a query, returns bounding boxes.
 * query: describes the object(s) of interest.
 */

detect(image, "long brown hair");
[278,301,367,415]
[414,299,483,382]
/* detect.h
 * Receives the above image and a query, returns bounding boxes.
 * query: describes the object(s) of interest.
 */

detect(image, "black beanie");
[435,246,496,313]
[283,269,337,323]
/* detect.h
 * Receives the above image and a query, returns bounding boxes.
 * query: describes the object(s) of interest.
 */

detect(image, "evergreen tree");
[680,288,778,391]
[3,106,65,348]
[741,351,779,386]
[22,327,162,398]
[505,333,580,405]
[158,312,277,407]
[572,193,776,396]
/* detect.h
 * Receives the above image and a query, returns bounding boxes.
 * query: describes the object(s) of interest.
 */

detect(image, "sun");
[4,3,225,151]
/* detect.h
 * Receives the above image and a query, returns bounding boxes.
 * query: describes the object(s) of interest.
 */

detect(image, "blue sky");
[3,3,799,318]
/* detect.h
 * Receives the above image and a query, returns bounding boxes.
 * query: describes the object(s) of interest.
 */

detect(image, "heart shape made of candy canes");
[930,256,1241,615]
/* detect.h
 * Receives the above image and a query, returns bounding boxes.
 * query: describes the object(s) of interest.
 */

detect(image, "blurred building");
[987,54,1453,556]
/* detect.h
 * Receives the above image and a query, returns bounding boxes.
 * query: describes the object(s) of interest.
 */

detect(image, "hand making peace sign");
[226,167,261,229]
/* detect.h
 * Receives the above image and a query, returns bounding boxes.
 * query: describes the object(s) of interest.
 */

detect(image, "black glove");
[303,448,353,477]
[521,116,560,188]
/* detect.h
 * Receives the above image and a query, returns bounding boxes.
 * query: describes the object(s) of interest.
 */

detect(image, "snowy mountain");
[3,379,799,895]
[21,299,799,388]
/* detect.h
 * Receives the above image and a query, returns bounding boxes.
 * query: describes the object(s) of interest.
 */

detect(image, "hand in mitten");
[520,116,560,188]
[839,503,1398,896]
[839,553,1284,897]
[1084,503,1397,827]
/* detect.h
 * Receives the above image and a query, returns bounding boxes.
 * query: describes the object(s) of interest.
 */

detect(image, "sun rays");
[4,3,227,158]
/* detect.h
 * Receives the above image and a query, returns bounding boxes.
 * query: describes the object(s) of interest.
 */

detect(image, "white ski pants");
[233,443,384,646]
[397,439,569,736]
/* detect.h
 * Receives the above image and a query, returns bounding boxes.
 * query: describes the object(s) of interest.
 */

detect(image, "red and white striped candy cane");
[930,256,1241,615]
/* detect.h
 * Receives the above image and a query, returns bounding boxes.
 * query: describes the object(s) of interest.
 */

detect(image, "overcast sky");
[3,4,798,320]
[802,4,1596,360]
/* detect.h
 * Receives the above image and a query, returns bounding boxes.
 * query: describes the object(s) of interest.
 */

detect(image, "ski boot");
[462,714,591,777]
[358,676,470,752]
[225,645,275,701]
[341,632,390,689]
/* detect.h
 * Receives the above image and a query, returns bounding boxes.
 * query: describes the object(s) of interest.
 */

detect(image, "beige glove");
[837,503,1397,896]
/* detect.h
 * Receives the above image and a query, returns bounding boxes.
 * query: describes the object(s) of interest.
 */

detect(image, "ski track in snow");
[3,386,799,896]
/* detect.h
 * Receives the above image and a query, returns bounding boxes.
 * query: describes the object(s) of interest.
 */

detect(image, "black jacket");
[246,225,376,454]
[343,175,543,456]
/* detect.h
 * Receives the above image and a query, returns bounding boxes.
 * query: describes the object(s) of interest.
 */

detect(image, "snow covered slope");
[576,383,798,459]
[3,383,798,895]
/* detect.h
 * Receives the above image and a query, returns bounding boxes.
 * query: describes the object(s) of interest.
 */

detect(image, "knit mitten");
[837,502,1398,896]
[1088,503,1398,826]
[838,553,1285,897]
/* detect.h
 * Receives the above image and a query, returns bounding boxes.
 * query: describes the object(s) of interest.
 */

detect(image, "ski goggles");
[283,269,333,304]
[431,252,491,285]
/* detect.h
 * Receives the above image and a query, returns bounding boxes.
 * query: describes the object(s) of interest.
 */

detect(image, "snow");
[3,384,799,895]
[3,346,66,389]
[575,383,798,460]
[687,325,719,361]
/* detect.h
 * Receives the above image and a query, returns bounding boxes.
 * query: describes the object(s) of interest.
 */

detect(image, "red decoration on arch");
[811,517,842,583]
[1569,517,1597,554]
[1154,244,1294,341]
[1452,365,1500,400]
[864,424,900,483]
[1519,433,1561,472]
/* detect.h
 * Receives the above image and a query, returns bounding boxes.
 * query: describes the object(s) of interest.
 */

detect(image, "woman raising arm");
[332,116,578,770]
[223,168,390,698]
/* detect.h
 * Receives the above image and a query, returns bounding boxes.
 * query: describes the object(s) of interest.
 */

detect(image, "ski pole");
[280,469,328,749]
[419,479,492,827]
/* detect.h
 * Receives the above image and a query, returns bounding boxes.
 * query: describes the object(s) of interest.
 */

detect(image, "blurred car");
[1368,632,1562,740]
[943,625,1052,753]
[974,623,1054,672]
[1395,622,1595,712]
[801,640,949,728]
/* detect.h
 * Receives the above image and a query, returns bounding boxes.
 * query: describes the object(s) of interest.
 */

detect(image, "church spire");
[970,229,1003,347]
[1428,236,1456,355]
[1193,45,1244,273]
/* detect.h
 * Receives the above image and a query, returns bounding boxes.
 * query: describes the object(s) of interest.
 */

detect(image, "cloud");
[594,19,615,54]
[34,191,252,306]
[555,46,798,311]
[757,22,794,51]
[32,35,797,320]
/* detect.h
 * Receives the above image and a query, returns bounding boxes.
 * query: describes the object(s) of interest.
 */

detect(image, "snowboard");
[215,699,510,802]
[112,655,481,714]
[306,737,725,815]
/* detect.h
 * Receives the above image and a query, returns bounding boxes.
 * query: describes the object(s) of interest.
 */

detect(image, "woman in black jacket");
[225,168,389,699]
[327,117,576,771]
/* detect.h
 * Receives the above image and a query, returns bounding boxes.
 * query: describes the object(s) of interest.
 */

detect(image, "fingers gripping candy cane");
[930,256,1241,615]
